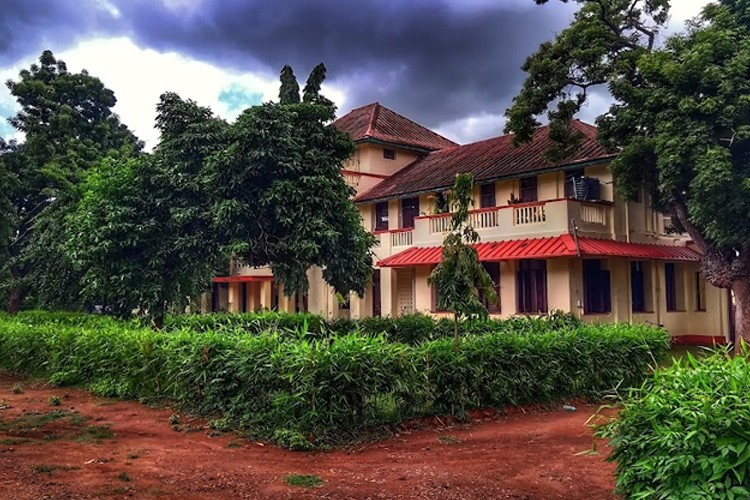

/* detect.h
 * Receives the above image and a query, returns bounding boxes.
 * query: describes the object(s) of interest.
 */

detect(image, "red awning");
[377,235,701,267]
[212,275,274,283]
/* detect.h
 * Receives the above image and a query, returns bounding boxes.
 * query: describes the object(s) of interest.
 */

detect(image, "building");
[210,103,731,345]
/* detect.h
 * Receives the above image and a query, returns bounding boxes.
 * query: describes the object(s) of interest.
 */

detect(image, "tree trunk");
[7,286,25,315]
[732,279,750,353]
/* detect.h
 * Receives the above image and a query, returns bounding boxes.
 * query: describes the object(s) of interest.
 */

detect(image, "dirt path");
[0,373,617,499]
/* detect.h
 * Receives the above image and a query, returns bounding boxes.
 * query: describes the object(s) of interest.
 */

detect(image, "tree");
[67,93,226,327]
[0,140,18,303]
[3,50,141,313]
[508,0,750,347]
[207,64,376,304]
[279,65,301,104]
[428,173,497,351]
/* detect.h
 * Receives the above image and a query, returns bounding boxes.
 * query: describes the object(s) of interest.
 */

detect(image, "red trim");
[341,169,390,180]
[212,276,274,283]
[377,235,702,267]
[671,335,727,346]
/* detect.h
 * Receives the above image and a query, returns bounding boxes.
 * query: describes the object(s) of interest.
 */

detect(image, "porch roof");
[376,235,701,268]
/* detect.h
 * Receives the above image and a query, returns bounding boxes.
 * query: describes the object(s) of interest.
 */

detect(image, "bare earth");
[0,373,617,499]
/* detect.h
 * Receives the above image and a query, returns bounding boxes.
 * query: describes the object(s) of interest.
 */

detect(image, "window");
[519,177,538,203]
[583,260,611,314]
[480,183,496,209]
[401,197,420,229]
[374,202,389,232]
[383,148,396,160]
[695,271,707,312]
[294,292,308,313]
[631,261,653,313]
[517,259,547,313]
[482,262,501,313]
[372,270,381,317]
[665,263,685,311]
[564,168,585,198]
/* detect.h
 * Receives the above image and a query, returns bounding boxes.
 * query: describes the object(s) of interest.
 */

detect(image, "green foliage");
[512,1,750,340]
[208,64,375,299]
[0,311,668,448]
[600,350,750,498]
[3,50,142,313]
[429,173,497,349]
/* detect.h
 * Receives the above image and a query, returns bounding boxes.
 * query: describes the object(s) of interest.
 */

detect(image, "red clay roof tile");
[356,120,615,203]
[332,102,458,152]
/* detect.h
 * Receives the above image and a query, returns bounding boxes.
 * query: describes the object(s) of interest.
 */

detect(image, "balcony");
[413,199,613,247]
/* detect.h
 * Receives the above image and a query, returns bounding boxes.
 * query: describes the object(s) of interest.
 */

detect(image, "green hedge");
[0,313,668,447]
[600,351,750,499]
[169,310,583,344]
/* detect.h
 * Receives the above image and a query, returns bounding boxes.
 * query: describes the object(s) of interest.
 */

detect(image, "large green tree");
[3,50,141,313]
[208,63,375,302]
[428,174,497,351]
[67,93,226,327]
[508,0,750,346]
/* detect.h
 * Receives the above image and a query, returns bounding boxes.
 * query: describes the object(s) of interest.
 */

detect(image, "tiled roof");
[377,235,701,267]
[355,120,615,203]
[332,102,458,152]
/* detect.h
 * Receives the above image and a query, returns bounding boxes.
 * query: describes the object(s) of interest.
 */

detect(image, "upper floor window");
[519,176,538,203]
[374,202,389,232]
[480,183,496,208]
[383,148,396,160]
[401,197,420,229]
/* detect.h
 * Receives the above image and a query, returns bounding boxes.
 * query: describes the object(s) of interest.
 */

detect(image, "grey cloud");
[1,0,578,142]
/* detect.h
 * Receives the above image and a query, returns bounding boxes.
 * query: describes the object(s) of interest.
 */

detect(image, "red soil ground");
[0,373,617,499]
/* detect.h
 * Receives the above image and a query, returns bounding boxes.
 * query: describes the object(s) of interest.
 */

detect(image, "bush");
[600,350,750,498]
[0,312,668,448]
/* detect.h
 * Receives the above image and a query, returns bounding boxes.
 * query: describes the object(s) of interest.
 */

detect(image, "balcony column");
[227,283,240,313]
[380,268,396,317]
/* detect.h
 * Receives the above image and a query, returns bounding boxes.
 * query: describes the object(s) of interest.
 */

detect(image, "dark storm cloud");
[0,0,577,141]
[0,0,119,66]
[109,0,578,137]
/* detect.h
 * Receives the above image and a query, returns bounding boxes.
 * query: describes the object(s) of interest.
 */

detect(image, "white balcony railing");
[429,215,452,234]
[514,204,547,225]
[470,208,500,229]
[580,203,607,225]
[391,229,413,247]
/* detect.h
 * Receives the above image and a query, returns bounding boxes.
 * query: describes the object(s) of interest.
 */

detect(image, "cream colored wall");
[357,143,421,176]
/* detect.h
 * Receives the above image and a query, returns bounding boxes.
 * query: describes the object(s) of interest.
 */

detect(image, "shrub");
[0,312,667,448]
[600,350,750,498]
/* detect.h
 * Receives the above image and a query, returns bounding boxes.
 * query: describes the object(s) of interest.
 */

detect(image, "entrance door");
[397,268,415,315]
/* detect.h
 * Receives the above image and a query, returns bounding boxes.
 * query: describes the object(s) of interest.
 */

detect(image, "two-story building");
[210,102,731,345]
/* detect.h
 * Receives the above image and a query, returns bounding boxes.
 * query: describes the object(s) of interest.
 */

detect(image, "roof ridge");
[364,102,381,138]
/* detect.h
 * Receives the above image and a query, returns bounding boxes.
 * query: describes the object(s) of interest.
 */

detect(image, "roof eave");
[354,154,617,205]
[354,137,451,154]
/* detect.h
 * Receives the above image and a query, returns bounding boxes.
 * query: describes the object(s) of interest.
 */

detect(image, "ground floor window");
[583,260,611,314]
[517,259,547,313]
[630,261,653,313]
[665,263,685,311]
[481,262,501,313]
[372,269,381,317]
[271,281,279,311]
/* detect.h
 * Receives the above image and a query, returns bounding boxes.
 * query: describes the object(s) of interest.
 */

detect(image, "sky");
[0,0,711,149]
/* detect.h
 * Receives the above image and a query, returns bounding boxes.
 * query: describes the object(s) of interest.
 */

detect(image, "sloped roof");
[355,120,615,203]
[332,102,458,152]
[377,235,701,267]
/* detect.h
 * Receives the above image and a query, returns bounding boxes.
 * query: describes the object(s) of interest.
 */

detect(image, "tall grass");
[0,312,669,447]
[600,350,750,498]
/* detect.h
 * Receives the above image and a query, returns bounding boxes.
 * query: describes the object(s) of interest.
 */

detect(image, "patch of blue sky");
[218,84,263,113]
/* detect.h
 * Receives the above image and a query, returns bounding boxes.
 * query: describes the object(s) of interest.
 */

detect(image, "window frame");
[517,259,548,314]
[480,183,496,209]
[374,201,389,232]
[383,148,396,160]
[519,176,538,203]
[400,197,420,229]
[583,259,611,315]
